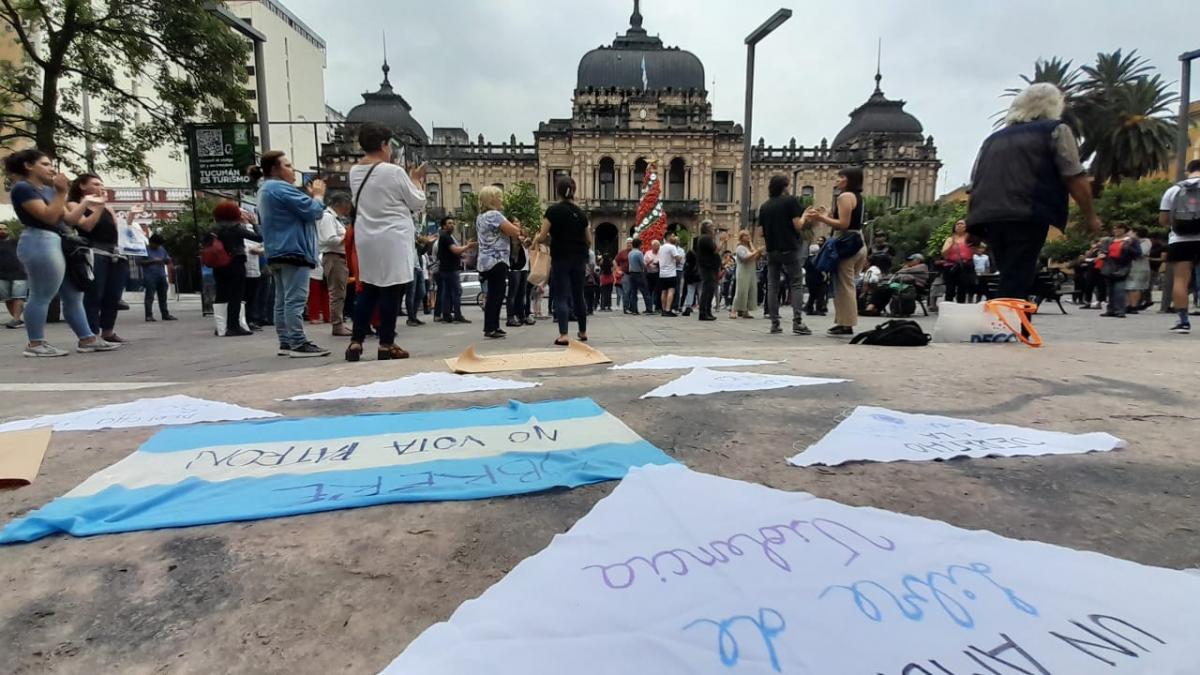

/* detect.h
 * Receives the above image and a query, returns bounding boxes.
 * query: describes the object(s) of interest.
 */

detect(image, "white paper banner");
[383,464,1200,674]
[0,395,279,433]
[642,368,847,399]
[287,372,539,401]
[789,406,1125,467]
[612,354,779,370]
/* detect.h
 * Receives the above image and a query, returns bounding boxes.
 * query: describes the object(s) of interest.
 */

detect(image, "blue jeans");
[144,274,170,318]
[16,227,93,342]
[438,270,462,320]
[405,269,426,316]
[85,253,128,334]
[271,263,311,347]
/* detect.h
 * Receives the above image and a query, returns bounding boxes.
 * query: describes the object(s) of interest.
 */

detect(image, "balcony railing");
[586,198,700,216]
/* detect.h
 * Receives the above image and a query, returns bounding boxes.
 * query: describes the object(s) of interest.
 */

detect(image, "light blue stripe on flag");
[0,398,675,544]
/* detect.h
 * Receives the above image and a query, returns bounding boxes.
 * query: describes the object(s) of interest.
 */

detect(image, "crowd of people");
[6,84,1199,360]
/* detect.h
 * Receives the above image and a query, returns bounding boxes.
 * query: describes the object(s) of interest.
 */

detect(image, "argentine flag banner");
[1,398,675,544]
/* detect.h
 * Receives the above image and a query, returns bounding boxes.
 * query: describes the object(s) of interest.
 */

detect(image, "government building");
[323,3,940,258]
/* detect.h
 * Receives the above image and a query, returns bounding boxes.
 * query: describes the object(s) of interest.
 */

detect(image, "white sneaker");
[77,339,121,353]
[23,342,69,358]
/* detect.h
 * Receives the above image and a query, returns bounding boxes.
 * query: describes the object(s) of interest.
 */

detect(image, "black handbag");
[60,233,95,292]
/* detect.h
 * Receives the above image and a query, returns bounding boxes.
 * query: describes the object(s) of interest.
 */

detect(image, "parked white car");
[460,272,485,307]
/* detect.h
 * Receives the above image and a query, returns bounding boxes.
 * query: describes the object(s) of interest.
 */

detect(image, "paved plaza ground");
[1,292,1198,674]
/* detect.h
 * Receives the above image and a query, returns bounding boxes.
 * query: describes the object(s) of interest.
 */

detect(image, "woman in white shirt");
[345,122,426,362]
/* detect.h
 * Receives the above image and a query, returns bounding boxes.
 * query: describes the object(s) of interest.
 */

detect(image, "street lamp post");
[740,8,792,231]
[205,3,270,150]
[1176,49,1199,180]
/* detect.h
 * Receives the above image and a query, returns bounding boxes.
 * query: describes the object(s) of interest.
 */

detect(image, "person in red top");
[598,254,615,311]
[940,220,976,303]
[614,237,632,313]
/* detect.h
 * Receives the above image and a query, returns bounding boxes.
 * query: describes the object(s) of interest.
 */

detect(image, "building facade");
[324,3,940,257]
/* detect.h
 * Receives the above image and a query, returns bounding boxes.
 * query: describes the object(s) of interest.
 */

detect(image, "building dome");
[832,73,924,148]
[576,1,705,92]
[346,62,428,146]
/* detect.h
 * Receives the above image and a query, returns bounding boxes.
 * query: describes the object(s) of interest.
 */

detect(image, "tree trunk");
[34,0,79,159]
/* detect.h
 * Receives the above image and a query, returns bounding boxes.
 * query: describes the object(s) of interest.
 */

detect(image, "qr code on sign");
[196,128,225,158]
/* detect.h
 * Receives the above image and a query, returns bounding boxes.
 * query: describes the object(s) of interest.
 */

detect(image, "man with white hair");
[966,83,1101,300]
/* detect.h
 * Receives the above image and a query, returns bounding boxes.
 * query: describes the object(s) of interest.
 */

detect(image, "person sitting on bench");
[863,254,930,317]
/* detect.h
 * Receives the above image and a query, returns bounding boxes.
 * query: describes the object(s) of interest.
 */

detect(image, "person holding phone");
[5,149,117,356]
[345,122,427,361]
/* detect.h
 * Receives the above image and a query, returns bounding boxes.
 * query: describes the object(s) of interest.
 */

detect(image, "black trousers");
[552,257,588,335]
[85,253,128,334]
[213,261,247,331]
[481,262,509,333]
[243,276,261,324]
[942,264,974,304]
[983,223,1049,300]
[352,282,405,346]
[699,271,718,318]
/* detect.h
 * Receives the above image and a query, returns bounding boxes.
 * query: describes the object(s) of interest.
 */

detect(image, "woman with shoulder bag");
[940,219,975,304]
[6,150,117,357]
[807,167,868,336]
[66,172,130,344]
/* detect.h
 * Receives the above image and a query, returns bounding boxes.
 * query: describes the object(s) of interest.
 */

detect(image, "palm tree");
[1003,50,1178,189]
[1091,74,1178,184]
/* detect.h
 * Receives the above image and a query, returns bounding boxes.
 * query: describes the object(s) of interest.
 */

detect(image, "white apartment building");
[98,0,327,215]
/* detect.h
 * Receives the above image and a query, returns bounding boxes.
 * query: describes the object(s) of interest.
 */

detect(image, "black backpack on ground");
[850,319,931,347]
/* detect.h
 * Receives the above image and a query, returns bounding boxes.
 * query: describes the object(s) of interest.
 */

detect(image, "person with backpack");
[861,254,930,317]
[1098,224,1141,318]
[1161,159,1200,334]
[206,200,262,337]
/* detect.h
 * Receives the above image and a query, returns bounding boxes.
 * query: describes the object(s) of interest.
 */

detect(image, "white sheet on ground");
[382,464,1199,674]
[789,405,1125,467]
[641,367,847,399]
[612,354,779,370]
[0,395,279,433]
[287,372,539,401]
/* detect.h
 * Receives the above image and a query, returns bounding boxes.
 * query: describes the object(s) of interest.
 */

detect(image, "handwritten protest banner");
[382,464,1199,674]
[0,399,674,544]
[789,406,1124,467]
[0,394,279,433]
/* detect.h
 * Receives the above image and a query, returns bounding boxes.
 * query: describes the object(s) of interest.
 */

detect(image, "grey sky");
[285,0,1196,193]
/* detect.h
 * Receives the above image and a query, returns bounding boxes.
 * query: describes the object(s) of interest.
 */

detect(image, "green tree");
[867,202,965,265]
[0,0,253,176]
[1006,50,1177,189]
[501,181,543,237]
[152,196,217,292]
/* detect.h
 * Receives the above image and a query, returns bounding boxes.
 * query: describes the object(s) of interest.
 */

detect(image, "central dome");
[346,62,428,146]
[576,1,705,92]
[832,73,924,148]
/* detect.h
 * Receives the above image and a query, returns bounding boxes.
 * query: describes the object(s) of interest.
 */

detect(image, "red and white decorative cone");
[633,163,668,250]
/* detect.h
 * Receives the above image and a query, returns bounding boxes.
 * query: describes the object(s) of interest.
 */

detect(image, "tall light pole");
[740,8,792,231]
[1176,49,1199,180]
[206,3,270,150]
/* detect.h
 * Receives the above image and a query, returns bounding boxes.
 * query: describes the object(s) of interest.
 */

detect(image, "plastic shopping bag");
[933,299,1041,347]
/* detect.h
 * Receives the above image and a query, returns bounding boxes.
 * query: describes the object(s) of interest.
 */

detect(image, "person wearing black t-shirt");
[808,167,869,336]
[534,176,592,345]
[756,175,812,335]
[436,216,475,323]
[66,173,130,343]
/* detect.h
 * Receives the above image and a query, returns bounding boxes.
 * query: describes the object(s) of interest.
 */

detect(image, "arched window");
[459,183,473,208]
[598,157,615,200]
[632,157,648,196]
[801,185,815,199]
[668,158,685,200]
[426,182,440,208]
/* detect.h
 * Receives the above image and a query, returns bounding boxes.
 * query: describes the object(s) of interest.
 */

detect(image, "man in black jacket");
[967,83,1101,300]
[695,220,723,321]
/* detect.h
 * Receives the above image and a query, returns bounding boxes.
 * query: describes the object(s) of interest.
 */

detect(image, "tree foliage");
[152,196,217,293]
[501,181,543,237]
[866,202,966,264]
[1007,50,1178,187]
[0,0,253,176]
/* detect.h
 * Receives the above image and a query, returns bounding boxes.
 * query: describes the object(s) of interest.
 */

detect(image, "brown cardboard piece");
[0,427,52,488]
[446,340,611,374]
